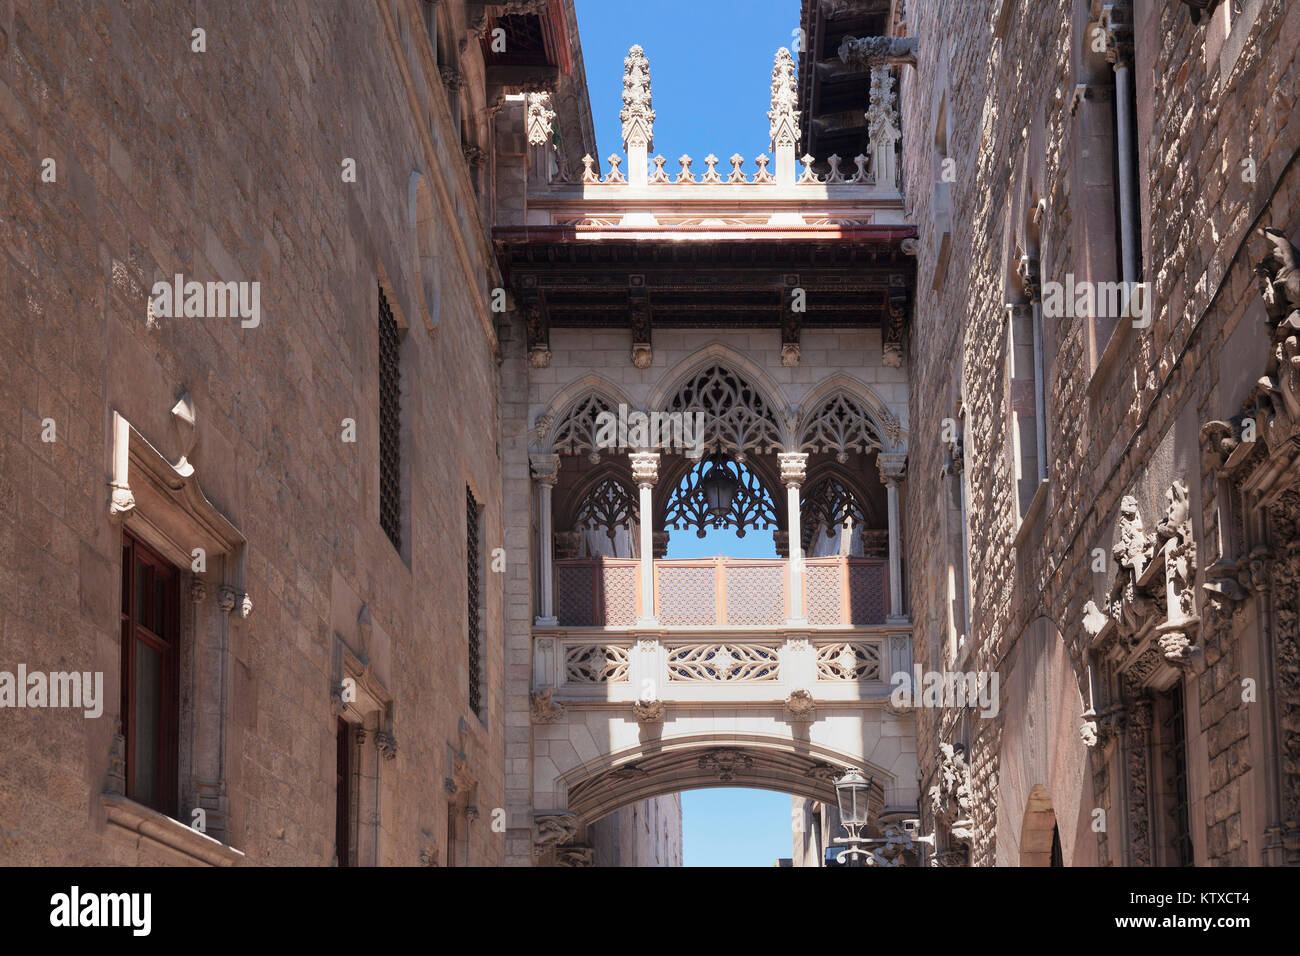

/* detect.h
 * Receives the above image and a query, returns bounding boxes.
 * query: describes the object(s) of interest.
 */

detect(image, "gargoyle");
[838,36,918,70]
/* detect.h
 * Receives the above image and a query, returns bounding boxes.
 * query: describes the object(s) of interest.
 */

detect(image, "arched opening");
[1020,784,1062,867]
[540,738,904,868]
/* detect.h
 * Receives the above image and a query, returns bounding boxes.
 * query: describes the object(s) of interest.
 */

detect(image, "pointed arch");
[647,344,792,452]
[796,374,907,454]
[647,347,789,456]
[533,374,635,456]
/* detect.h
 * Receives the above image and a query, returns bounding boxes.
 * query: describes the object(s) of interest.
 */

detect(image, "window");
[1155,682,1194,866]
[467,486,483,717]
[119,531,180,816]
[335,718,352,867]
[378,284,403,551]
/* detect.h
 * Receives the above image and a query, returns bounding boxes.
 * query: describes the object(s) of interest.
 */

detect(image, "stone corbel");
[531,688,567,724]
[633,698,665,723]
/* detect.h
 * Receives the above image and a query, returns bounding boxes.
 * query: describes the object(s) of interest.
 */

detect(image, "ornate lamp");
[699,454,739,521]
[833,768,873,865]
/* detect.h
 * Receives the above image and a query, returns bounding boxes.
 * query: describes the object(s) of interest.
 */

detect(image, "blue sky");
[575,0,804,175]
[573,0,810,868]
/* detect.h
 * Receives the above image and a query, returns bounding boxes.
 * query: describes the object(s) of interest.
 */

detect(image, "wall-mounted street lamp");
[833,768,873,866]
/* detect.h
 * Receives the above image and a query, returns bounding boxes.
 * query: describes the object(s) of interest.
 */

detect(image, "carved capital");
[877,452,907,484]
[530,454,561,486]
[375,731,398,760]
[629,451,660,488]
[778,451,808,487]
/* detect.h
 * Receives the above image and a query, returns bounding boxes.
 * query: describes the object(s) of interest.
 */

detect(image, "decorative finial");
[620,45,655,152]
[768,47,800,151]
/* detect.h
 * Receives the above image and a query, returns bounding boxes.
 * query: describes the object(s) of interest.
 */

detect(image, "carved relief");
[698,750,754,782]
[928,742,973,863]
[530,689,566,724]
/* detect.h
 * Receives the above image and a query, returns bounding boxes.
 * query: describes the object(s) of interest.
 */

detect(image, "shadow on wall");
[995,618,1097,866]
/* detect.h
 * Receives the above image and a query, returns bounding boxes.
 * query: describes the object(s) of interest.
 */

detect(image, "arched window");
[550,392,615,461]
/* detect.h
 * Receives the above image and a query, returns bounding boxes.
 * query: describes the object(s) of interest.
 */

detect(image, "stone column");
[878,453,908,623]
[630,452,660,626]
[531,454,560,626]
[779,452,809,626]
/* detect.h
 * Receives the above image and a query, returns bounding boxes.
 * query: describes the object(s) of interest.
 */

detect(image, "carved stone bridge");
[497,41,922,865]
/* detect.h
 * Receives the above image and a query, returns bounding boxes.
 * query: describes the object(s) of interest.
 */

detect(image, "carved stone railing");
[551,556,889,628]
[534,634,902,702]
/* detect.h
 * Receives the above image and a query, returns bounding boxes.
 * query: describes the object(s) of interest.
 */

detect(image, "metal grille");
[1165,683,1193,866]
[466,487,482,716]
[378,285,402,551]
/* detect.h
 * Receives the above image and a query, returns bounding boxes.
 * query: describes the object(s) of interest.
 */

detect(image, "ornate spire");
[866,67,900,150]
[620,45,654,152]
[768,47,800,151]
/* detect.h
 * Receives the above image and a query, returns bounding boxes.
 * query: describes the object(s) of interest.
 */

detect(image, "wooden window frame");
[120,530,181,817]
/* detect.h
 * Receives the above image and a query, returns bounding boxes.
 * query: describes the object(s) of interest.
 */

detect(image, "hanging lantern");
[699,454,739,522]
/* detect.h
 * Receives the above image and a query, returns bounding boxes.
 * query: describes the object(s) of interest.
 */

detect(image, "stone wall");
[588,794,683,867]
[0,0,506,866]
[902,0,1300,865]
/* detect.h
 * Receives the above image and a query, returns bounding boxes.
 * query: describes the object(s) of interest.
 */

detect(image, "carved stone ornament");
[928,742,973,861]
[525,91,557,147]
[865,67,900,149]
[784,688,816,720]
[375,731,398,760]
[530,689,566,724]
[837,35,919,69]
[620,45,654,151]
[768,47,800,150]
[533,812,581,853]
[1155,480,1200,665]
[633,698,665,723]
[698,750,754,782]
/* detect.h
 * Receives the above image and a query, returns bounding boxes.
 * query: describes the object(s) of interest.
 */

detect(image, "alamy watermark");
[0,666,103,718]
[149,273,261,328]
[594,403,706,458]
[1040,275,1151,328]
[890,667,1000,718]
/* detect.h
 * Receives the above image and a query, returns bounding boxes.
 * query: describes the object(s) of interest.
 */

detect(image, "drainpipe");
[1104,4,1139,285]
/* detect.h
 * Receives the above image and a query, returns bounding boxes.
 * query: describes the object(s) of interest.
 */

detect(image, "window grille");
[379,285,402,551]
[467,487,482,716]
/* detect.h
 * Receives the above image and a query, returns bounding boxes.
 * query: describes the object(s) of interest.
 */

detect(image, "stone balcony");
[532,556,912,703]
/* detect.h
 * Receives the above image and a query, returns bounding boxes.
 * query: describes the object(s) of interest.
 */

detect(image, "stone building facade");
[5,0,1296,870]
[900,0,1300,865]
